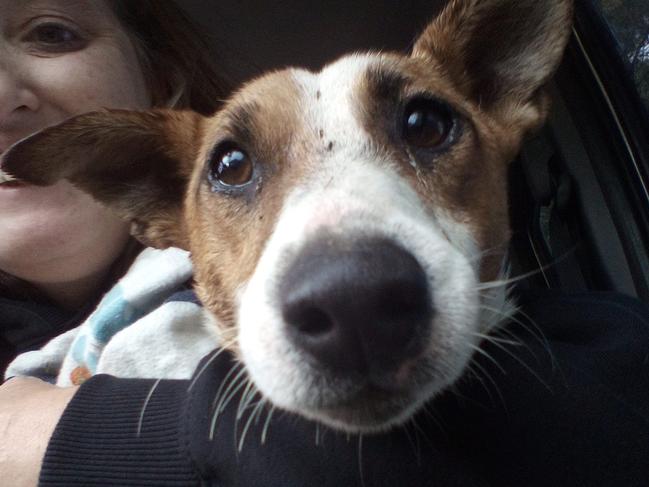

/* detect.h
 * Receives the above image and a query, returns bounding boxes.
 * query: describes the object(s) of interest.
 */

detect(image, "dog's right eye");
[208,143,254,188]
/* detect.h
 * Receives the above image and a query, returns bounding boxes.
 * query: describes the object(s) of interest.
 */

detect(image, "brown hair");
[109,0,231,115]
[1,0,232,303]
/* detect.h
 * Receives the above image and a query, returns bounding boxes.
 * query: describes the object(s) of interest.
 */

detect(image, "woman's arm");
[3,291,649,487]
[0,378,77,487]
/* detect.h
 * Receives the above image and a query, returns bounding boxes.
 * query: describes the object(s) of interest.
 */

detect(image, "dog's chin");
[278,363,448,433]
[312,390,418,433]
[293,382,434,433]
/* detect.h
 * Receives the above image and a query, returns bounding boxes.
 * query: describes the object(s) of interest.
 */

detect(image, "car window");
[594,0,649,108]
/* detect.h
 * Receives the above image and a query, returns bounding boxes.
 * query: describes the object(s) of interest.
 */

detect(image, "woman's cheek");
[0,182,130,283]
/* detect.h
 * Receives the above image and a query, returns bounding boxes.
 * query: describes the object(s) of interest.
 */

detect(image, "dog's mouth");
[0,168,25,187]
[300,360,435,432]
[315,386,417,431]
[0,180,28,188]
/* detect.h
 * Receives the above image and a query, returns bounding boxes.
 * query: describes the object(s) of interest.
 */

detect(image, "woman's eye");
[24,23,86,52]
[208,144,255,188]
[402,97,456,150]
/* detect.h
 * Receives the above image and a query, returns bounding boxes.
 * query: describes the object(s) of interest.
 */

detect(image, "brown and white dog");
[1,0,573,432]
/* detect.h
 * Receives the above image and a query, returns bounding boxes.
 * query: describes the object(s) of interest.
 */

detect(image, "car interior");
[181,0,649,301]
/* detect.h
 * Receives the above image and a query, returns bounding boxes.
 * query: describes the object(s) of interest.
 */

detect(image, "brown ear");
[0,109,203,249]
[413,0,573,130]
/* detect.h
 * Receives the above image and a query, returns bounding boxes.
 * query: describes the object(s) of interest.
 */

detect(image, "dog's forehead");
[212,52,460,156]
[218,55,377,139]
[294,54,377,152]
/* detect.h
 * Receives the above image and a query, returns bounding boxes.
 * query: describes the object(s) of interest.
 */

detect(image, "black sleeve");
[40,291,649,487]
[39,376,198,486]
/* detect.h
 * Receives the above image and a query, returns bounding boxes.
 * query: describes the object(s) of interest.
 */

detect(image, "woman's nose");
[0,61,40,126]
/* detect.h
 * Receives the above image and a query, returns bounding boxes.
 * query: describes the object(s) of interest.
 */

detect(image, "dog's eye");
[208,144,254,188]
[402,98,455,150]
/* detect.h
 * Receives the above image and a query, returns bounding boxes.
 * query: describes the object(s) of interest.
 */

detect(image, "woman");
[0,0,227,483]
[0,0,228,379]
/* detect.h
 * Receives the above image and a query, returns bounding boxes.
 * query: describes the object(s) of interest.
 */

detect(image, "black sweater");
[0,296,91,377]
[39,291,649,486]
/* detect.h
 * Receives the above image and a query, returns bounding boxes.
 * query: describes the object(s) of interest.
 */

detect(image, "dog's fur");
[1,0,573,432]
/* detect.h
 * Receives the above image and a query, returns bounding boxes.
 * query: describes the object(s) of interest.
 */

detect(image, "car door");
[509,0,649,301]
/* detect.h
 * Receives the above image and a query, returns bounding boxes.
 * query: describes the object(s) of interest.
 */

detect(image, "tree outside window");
[596,0,649,108]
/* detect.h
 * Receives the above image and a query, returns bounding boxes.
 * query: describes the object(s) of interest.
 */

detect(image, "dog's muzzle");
[279,235,433,382]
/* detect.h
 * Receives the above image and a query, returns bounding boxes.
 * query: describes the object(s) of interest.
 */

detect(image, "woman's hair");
[109,0,231,115]
[1,0,232,302]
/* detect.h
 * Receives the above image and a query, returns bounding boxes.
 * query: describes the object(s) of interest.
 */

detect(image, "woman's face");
[0,0,150,304]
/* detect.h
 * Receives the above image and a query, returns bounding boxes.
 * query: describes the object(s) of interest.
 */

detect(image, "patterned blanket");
[5,247,218,385]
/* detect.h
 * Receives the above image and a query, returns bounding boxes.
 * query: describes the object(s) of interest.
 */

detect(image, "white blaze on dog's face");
[1,0,574,432]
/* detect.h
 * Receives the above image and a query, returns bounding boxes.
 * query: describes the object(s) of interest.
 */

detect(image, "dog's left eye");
[402,97,455,150]
[208,143,254,188]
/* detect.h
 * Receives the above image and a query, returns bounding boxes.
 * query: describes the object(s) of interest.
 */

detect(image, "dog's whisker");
[448,379,492,413]
[233,377,253,450]
[252,397,267,425]
[476,268,545,292]
[136,378,162,438]
[315,423,321,446]
[479,303,548,350]
[215,369,249,416]
[208,363,246,441]
[418,403,448,438]
[486,325,546,368]
[463,362,500,409]
[476,271,540,290]
[478,243,581,292]
[466,356,508,410]
[261,405,276,445]
[510,307,556,364]
[211,362,243,410]
[187,343,235,392]
[236,379,257,421]
[477,293,517,331]
[467,245,509,265]
[479,303,544,347]
[210,375,248,441]
[357,433,366,487]
[471,331,522,348]
[410,411,442,460]
[474,325,554,392]
[467,342,507,375]
[401,419,422,465]
[238,398,266,452]
[486,305,557,372]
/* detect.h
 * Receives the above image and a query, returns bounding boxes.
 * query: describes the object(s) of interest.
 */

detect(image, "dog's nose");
[279,236,433,375]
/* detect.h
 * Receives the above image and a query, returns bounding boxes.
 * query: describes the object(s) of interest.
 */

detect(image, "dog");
[1,0,573,433]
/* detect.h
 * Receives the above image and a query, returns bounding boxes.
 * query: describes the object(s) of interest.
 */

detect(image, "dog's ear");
[1,109,203,249]
[413,0,573,131]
